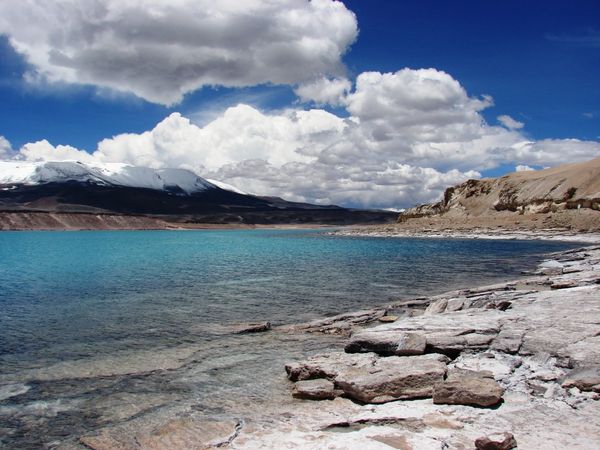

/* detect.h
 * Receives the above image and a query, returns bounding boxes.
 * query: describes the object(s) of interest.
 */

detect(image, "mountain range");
[0,161,396,229]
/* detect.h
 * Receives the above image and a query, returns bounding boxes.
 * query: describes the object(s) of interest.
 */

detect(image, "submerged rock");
[233,322,271,334]
[80,417,242,450]
[278,309,387,334]
[345,330,426,356]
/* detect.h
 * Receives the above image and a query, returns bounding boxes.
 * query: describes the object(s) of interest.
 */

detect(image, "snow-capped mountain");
[0,160,235,194]
[0,160,397,227]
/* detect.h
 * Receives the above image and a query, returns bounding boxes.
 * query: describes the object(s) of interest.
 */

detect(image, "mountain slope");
[0,161,397,228]
[398,156,600,231]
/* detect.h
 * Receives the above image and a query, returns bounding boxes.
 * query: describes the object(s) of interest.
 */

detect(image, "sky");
[0,0,599,209]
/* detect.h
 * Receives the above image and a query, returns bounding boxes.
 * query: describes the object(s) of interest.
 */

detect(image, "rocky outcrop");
[398,156,600,226]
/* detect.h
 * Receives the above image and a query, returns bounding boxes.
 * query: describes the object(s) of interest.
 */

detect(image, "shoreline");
[228,238,600,449]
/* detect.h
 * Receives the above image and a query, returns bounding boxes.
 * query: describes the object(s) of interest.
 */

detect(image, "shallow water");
[0,229,577,448]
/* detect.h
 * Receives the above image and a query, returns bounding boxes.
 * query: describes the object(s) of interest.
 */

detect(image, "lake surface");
[0,229,578,448]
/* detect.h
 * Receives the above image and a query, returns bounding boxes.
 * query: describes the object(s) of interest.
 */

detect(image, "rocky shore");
[53,236,600,450]
[228,242,600,449]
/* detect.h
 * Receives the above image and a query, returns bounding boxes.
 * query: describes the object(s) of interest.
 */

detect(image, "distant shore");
[0,210,357,231]
[0,210,386,231]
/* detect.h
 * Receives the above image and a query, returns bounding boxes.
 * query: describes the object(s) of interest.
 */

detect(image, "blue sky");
[344,0,600,139]
[0,0,598,208]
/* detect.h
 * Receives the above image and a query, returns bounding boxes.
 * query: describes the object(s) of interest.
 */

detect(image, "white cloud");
[10,68,600,209]
[515,164,535,172]
[19,140,96,163]
[509,139,600,166]
[0,136,13,158]
[295,77,352,106]
[0,0,357,105]
[345,69,494,153]
[497,114,524,130]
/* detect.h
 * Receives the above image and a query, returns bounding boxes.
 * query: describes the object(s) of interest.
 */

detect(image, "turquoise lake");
[0,229,578,448]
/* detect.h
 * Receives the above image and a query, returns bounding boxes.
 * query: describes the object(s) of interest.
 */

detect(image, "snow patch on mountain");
[0,161,243,195]
[206,179,248,195]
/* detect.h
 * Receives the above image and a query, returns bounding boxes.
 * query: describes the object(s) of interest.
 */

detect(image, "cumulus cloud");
[295,77,352,106]
[0,0,357,105]
[497,114,524,130]
[19,140,95,163]
[11,68,600,209]
[515,164,536,172]
[345,70,493,157]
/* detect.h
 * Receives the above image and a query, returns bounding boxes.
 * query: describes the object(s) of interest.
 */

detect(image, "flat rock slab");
[561,367,600,392]
[285,352,377,382]
[335,354,448,403]
[433,376,504,407]
[292,379,340,400]
[345,330,426,356]
[491,329,524,354]
[278,309,386,334]
[426,332,496,355]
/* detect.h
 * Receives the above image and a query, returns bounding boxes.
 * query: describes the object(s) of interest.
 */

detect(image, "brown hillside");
[398,156,600,231]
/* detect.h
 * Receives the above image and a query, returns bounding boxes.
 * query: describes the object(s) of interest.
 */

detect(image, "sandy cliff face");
[400,157,600,225]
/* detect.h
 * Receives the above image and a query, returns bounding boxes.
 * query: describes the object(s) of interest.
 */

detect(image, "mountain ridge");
[0,160,220,194]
